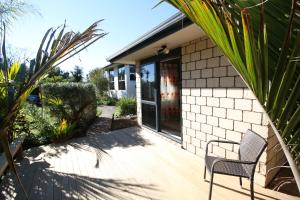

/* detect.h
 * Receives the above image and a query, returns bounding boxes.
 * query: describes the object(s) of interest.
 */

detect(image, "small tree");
[89,68,109,96]
[71,65,83,82]
[43,67,70,83]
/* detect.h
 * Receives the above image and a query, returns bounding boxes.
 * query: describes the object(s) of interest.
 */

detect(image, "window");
[141,63,155,101]
[129,65,136,80]
[108,69,114,90]
[118,65,126,90]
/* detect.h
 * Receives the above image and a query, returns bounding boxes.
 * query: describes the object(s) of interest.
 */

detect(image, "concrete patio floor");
[0,127,298,200]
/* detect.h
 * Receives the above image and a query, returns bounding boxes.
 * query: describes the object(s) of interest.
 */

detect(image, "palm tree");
[0,21,107,198]
[160,0,300,191]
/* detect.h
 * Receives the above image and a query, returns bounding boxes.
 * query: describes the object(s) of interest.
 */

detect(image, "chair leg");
[239,177,242,187]
[250,179,254,200]
[204,166,206,180]
[208,172,214,200]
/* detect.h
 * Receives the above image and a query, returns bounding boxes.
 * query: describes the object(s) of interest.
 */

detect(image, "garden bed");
[111,115,138,130]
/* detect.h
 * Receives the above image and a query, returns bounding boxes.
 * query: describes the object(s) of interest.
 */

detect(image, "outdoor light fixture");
[157,45,170,55]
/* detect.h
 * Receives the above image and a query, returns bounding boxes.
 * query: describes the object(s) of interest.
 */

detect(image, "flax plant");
[0,21,106,198]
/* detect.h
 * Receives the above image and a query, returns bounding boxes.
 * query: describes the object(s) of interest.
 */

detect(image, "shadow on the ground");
[0,127,154,199]
[69,127,151,166]
[74,127,150,150]
[204,180,281,200]
[0,156,158,200]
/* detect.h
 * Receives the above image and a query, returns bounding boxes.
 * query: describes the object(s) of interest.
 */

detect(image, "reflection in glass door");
[160,59,181,137]
[141,63,157,130]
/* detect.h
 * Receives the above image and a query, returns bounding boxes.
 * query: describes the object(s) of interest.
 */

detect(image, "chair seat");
[205,155,251,178]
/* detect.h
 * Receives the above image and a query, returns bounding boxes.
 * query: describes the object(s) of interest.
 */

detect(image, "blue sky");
[7,0,178,75]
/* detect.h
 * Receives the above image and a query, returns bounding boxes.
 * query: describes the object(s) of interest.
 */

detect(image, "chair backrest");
[239,129,267,163]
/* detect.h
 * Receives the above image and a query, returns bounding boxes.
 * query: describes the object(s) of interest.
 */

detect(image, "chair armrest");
[211,158,256,171]
[205,140,240,156]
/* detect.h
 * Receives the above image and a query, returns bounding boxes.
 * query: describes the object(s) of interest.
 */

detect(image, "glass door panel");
[160,59,181,137]
[141,63,157,130]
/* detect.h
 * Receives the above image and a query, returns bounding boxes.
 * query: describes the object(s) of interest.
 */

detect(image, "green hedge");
[41,82,97,127]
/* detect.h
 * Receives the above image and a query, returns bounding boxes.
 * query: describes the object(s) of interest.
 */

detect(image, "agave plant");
[0,21,106,198]
[159,0,300,191]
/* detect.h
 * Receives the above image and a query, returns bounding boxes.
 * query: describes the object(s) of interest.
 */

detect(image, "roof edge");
[107,12,189,62]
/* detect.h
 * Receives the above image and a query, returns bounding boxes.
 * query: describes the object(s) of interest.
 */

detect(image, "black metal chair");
[204,129,267,200]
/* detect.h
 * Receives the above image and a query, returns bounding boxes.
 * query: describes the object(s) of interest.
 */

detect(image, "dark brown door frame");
[140,48,182,142]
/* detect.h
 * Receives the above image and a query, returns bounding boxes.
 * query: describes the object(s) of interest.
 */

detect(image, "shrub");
[97,95,117,106]
[114,97,136,118]
[21,103,77,148]
[19,103,56,149]
[41,82,97,130]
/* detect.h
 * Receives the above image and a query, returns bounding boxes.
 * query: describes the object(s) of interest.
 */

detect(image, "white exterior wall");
[136,62,142,126]
[180,36,285,187]
[135,36,286,187]
[107,65,136,99]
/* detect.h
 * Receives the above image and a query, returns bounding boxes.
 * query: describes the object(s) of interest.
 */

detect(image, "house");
[107,13,285,187]
[103,63,136,99]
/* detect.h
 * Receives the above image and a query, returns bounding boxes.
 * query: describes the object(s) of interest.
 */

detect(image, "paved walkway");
[0,127,298,200]
[87,106,115,136]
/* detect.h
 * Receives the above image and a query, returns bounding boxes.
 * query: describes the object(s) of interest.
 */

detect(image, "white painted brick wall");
[235,99,252,111]
[191,88,201,96]
[207,116,218,127]
[191,70,201,79]
[220,98,234,109]
[213,127,225,138]
[196,60,207,69]
[213,88,226,97]
[213,47,223,57]
[196,40,206,51]
[213,67,227,77]
[243,111,262,125]
[220,56,231,66]
[219,118,234,130]
[182,71,190,79]
[201,48,213,59]
[207,97,219,107]
[138,36,273,187]
[202,69,213,78]
[196,96,206,105]
[201,88,212,97]
[227,89,243,98]
[201,124,212,134]
[201,106,213,116]
[207,78,219,88]
[227,109,243,121]
[187,96,196,104]
[196,114,206,123]
[234,121,251,133]
[226,130,242,143]
[213,107,226,118]
[220,77,234,87]
[191,105,200,114]
[196,79,206,87]
[207,57,220,68]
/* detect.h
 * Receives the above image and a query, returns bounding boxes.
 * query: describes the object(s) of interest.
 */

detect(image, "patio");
[0,127,297,200]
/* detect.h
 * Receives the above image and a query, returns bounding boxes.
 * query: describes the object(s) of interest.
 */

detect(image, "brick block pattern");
[181,37,271,187]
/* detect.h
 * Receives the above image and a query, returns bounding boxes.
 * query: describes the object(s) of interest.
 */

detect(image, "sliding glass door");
[141,62,158,130]
[140,49,181,140]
